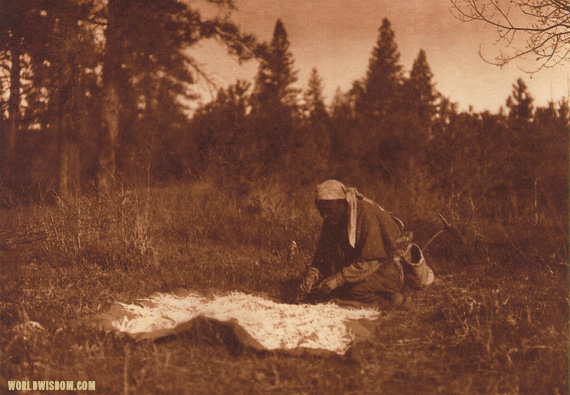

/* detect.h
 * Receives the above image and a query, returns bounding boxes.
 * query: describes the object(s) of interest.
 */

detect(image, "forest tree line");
[1,1,568,228]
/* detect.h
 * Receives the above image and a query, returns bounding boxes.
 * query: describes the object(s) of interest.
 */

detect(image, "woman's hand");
[318,274,341,293]
[300,270,319,293]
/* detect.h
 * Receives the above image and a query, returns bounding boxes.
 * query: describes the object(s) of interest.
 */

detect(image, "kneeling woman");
[300,179,406,308]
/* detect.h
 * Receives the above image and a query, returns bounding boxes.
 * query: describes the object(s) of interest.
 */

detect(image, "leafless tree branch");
[451,0,570,69]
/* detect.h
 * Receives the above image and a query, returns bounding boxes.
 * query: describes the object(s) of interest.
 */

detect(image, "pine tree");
[252,19,299,164]
[294,67,330,181]
[351,18,405,177]
[253,19,299,110]
[504,78,535,221]
[356,18,403,118]
[405,50,437,128]
[302,67,330,154]
[507,78,534,125]
[303,67,327,121]
[402,49,438,162]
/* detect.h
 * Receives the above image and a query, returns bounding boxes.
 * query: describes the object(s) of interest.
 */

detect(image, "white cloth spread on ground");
[111,291,380,354]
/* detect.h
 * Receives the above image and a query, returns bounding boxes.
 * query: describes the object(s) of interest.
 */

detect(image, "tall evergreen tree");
[404,50,437,128]
[504,78,535,221]
[302,67,330,155]
[252,19,299,163]
[506,78,534,124]
[352,18,405,177]
[356,18,403,118]
[253,19,299,110]
[303,67,327,121]
[293,67,330,181]
[402,49,438,162]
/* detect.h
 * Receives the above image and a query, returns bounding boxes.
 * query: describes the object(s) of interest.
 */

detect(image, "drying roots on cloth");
[90,290,381,355]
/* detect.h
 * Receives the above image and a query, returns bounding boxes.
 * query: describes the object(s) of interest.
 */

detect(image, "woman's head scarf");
[315,180,366,248]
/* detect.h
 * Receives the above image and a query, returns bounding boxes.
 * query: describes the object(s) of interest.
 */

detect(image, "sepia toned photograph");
[1,0,568,393]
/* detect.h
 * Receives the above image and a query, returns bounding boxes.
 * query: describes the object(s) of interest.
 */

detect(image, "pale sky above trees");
[191,0,568,112]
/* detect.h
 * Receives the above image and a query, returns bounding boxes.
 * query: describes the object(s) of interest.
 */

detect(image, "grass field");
[1,180,567,394]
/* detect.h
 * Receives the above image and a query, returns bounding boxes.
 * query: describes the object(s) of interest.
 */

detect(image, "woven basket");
[400,243,434,289]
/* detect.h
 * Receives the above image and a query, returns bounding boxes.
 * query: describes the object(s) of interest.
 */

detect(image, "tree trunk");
[508,180,519,223]
[3,42,20,183]
[97,81,120,191]
[97,0,121,192]
[533,178,539,226]
[57,67,80,201]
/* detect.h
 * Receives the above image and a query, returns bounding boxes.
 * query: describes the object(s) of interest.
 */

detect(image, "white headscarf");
[315,180,367,248]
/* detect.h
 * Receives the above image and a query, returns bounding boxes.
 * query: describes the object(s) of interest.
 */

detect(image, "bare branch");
[451,0,570,69]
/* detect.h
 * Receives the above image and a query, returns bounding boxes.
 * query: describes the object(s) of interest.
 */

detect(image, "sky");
[190,0,569,113]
